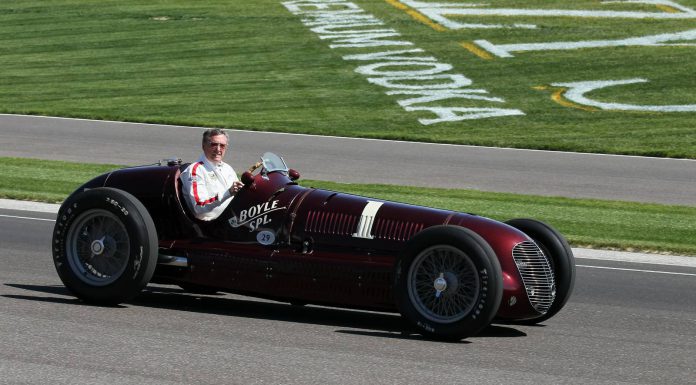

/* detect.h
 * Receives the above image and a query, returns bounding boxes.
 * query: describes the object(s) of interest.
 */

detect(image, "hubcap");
[434,274,447,292]
[90,239,105,255]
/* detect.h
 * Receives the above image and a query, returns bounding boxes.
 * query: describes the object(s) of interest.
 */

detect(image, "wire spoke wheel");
[53,188,159,304]
[407,245,480,323]
[66,209,130,286]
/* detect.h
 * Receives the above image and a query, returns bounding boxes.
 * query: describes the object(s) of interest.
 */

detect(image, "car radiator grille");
[512,241,556,314]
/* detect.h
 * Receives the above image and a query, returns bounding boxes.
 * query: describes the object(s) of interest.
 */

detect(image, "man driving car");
[180,128,245,221]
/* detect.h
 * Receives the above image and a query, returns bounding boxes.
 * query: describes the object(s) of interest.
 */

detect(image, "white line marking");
[578,264,696,277]
[0,198,60,213]
[575,248,696,267]
[0,214,55,222]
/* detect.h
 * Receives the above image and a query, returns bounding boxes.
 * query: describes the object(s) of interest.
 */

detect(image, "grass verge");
[2,157,694,255]
[0,1,695,157]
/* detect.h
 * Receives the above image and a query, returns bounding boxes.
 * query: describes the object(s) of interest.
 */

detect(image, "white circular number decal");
[256,231,275,245]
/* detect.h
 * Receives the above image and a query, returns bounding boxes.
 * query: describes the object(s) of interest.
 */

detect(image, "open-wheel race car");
[52,152,575,341]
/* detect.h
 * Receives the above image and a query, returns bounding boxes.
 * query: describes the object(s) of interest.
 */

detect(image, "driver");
[180,129,244,221]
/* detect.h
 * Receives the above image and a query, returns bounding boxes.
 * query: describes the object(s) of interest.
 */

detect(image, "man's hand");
[230,181,244,194]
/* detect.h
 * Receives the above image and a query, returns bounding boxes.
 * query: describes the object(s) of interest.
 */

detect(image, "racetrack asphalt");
[2,114,695,383]
[1,207,695,384]
[2,114,695,206]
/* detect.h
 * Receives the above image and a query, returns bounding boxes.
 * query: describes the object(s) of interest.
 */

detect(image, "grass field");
[1,0,695,157]
[1,1,693,254]
[2,157,694,255]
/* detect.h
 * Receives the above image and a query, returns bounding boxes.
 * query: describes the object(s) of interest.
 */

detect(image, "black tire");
[52,187,158,305]
[395,226,503,341]
[505,219,575,324]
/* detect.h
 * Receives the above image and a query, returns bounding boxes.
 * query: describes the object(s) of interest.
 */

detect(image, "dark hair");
[202,128,229,146]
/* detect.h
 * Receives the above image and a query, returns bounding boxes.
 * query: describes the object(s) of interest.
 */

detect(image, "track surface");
[2,114,695,206]
[2,115,695,383]
[2,209,695,384]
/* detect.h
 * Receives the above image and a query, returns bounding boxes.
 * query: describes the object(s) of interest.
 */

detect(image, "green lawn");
[2,1,694,254]
[2,158,694,255]
[1,0,695,157]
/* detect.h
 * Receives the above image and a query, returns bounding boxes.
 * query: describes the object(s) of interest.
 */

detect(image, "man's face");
[203,134,228,163]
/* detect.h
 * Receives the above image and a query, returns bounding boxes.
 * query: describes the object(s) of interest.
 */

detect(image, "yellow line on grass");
[551,88,598,112]
[534,85,598,112]
[383,0,447,32]
[656,4,680,13]
[460,42,493,60]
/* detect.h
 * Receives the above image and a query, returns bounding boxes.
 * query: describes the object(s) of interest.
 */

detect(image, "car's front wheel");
[395,226,503,341]
[505,218,575,324]
[52,187,158,305]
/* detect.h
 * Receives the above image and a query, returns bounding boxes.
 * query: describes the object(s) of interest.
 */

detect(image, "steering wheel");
[241,161,263,187]
[247,161,263,174]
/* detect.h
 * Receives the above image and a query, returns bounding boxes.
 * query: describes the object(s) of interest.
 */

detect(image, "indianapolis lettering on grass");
[282,0,524,125]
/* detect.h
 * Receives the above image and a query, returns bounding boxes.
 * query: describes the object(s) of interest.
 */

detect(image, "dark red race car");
[52,152,575,340]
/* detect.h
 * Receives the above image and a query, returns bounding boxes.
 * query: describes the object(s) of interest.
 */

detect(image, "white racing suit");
[180,155,239,221]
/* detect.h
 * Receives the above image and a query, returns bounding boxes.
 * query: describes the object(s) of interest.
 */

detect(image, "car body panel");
[74,160,541,319]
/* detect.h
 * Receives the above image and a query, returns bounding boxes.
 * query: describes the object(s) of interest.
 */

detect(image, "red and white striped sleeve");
[189,162,219,206]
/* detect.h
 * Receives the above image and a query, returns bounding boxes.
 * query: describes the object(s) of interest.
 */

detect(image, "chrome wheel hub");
[434,273,447,291]
[434,272,461,298]
[90,238,105,255]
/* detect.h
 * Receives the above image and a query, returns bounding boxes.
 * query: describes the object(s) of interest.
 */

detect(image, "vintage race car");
[52,152,575,340]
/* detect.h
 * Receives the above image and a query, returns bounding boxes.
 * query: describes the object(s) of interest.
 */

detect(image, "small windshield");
[261,152,288,173]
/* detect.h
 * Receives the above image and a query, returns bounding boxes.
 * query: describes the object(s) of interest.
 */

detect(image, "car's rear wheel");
[52,188,158,305]
[395,226,503,341]
[505,218,575,324]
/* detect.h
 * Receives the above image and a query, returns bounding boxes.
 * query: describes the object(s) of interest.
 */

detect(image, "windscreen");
[261,152,288,173]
